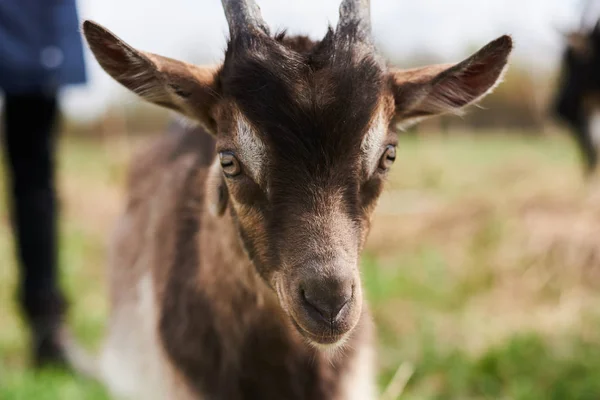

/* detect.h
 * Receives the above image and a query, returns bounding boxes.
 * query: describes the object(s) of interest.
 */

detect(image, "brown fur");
[103,128,374,399]
[81,2,512,399]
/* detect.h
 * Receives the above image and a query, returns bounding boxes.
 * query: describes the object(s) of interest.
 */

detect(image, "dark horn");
[337,0,372,43]
[221,0,269,37]
[580,0,595,32]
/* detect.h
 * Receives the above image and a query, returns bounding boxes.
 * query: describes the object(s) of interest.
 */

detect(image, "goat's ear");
[390,35,512,128]
[83,20,219,134]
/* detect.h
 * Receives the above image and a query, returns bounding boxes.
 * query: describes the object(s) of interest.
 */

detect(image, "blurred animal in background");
[553,2,600,176]
[72,0,512,398]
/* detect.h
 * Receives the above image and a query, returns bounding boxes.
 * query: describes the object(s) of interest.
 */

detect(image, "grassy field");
[2,130,600,399]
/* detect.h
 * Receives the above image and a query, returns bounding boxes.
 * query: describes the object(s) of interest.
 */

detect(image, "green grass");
[0,139,118,400]
[2,131,600,399]
[0,368,107,400]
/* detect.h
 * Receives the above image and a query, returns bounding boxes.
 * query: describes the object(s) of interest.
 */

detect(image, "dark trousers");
[2,93,65,326]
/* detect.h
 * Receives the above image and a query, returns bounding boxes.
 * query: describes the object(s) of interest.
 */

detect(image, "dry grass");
[2,130,600,399]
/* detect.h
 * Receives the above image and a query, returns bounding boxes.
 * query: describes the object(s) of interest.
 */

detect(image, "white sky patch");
[361,107,387,174]
[64,0,584,120]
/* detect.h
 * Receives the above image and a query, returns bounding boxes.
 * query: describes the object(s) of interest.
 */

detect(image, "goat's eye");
[219,152,241,177]
[379,145,396,171]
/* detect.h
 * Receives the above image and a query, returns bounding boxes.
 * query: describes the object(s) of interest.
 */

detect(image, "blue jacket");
[0,0,87,94]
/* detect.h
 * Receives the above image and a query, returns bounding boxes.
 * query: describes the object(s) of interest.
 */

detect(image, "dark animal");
[554,18,600,175]
[77,1,512,398]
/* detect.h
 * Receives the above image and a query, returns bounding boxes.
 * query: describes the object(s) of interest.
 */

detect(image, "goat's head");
[83,0,511,349]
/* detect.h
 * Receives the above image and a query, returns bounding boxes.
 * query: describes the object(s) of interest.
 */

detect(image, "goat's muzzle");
[282,266,363,347]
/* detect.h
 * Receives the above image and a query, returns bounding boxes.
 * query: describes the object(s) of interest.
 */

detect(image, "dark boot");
[32,317,69,368]
[21,291,69,368]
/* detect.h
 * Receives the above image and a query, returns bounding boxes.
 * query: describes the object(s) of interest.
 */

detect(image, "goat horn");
[221,0,270,38]
[337,0,372,43]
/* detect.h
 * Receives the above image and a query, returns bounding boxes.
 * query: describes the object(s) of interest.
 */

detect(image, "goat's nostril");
[301,288,326,319]
[300,283,353,322]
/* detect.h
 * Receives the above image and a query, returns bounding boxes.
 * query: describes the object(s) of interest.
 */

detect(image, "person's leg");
[2,92,66,366]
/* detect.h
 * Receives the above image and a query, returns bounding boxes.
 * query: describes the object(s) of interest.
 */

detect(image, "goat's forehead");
[217,41,392,183]
[220,39,389,122]
[220,101,391,186]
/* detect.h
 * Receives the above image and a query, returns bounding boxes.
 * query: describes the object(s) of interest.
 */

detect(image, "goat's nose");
[300,277,353,323]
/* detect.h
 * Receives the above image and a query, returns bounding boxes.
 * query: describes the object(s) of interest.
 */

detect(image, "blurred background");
[2,0,600,399]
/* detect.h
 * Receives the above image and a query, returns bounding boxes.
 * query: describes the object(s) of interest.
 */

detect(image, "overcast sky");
[64,0,596,120]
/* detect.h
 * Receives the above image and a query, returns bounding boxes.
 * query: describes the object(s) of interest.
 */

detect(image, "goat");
[554,17,600,175]
[80,1,512,398]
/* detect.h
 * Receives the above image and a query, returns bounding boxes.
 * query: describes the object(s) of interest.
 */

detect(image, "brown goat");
[80,1,512,398]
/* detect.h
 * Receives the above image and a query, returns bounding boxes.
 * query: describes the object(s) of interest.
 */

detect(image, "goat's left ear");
[390,35,513,128]
[83,20,220,134]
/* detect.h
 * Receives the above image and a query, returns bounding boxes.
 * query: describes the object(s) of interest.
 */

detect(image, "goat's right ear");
[83,20,219,134]
[390,35,512,129]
